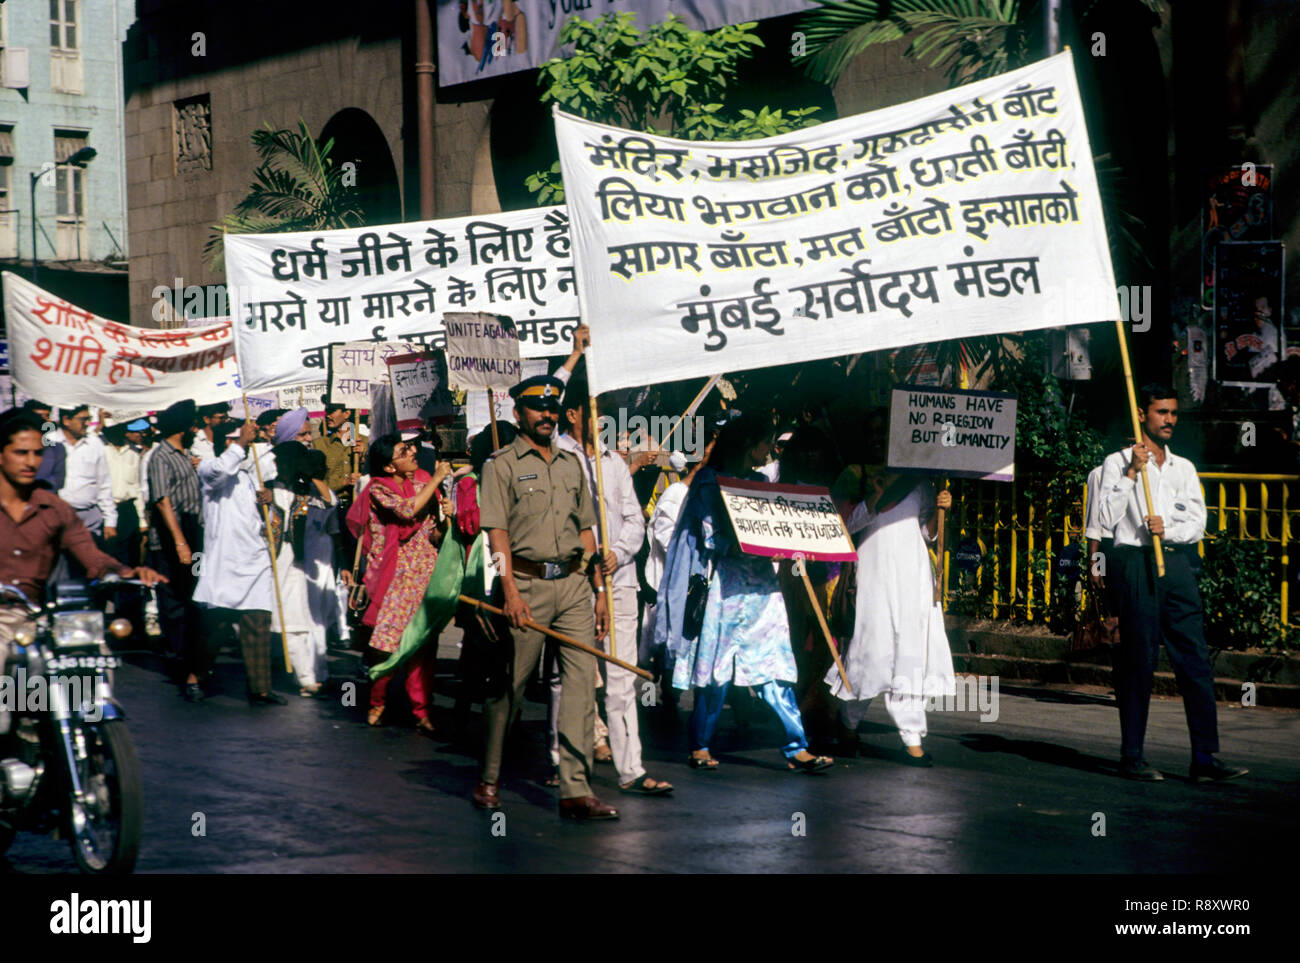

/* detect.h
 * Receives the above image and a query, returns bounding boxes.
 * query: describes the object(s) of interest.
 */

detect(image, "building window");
[54,131,87,260]
[50,0,82,94]
[50,0,77,51]
[173,94,212,174]
[0,125,14,259]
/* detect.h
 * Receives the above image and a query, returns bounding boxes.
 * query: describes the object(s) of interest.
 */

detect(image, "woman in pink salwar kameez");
[347,433,452,731]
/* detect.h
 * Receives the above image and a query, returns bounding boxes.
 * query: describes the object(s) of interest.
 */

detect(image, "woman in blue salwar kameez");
[653,411,834,774]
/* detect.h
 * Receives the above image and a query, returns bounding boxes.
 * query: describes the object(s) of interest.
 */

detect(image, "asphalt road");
[6,629,1298,874]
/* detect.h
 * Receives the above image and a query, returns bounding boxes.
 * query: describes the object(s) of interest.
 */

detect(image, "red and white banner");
[716,476,857,562]
[3,272,240,410]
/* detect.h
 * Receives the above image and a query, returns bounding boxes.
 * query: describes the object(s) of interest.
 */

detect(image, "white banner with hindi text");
[225,207,581,392]
[4,272,240,410]
[554,51,1119,396]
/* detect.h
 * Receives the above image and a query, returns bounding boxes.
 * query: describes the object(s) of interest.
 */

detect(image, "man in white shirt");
[554,373,673,797]
[190,403,228,464]
[1097,383,1247,784]
[56,404,117,540]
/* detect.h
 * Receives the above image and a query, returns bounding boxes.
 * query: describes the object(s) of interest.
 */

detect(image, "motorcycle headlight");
[52,611,104,648]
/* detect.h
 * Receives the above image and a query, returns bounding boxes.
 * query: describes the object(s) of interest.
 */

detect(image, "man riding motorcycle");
[0,408,166,647]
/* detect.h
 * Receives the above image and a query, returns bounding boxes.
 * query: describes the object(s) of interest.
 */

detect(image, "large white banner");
[225,207,581,392]
[436,0,815,88]
[3,272,240,410]
[555,51,1120,396]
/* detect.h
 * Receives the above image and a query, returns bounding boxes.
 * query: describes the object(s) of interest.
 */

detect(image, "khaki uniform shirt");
[313,432,351,493]
[479,434,596,563]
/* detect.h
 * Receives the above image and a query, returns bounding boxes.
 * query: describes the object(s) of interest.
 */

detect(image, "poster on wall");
[1201,164,1273,311]
[1212,241,1284,388]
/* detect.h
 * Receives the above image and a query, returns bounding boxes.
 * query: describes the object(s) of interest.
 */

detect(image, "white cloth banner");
[224,207,581,392]
[554,51,1120,396]
[435,0,815,88]
[3,272,241,409]
[886,385,1017,482]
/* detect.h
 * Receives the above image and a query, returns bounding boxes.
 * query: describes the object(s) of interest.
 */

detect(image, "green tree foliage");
[204,121,364,272]
[527,13,822,204]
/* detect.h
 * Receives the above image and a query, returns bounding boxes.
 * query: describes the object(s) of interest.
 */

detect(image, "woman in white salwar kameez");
[268,443,336,696]
[826,475,956,765]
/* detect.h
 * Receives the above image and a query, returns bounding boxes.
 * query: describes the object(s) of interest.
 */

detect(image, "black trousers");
[148,512,203,664]
[1108,546,1219,760]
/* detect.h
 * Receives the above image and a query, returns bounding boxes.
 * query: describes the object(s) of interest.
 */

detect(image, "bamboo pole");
[460,596,653,681]
[800,568,851,695]
[487,387,500,450]
[941,478,951,600]
[243,395,292,672]
[647,374,721,456]
[1113,320,1165,577]
[587,394,619,667]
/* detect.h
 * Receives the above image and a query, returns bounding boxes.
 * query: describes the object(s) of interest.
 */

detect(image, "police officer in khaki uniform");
[474,375,618,820]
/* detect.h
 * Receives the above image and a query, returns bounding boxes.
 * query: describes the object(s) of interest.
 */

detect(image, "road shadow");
[956,732,1120,776]
[994,684,1116,707]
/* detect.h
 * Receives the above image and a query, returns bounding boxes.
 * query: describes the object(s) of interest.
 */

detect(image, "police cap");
[509,374,566,412]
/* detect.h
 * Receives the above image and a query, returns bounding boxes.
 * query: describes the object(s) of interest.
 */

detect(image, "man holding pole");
[1097,384,1247,783]
[474,374,618,820]
[558,375,673,797]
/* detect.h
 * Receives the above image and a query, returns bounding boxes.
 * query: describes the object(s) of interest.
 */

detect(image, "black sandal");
[620,775,674,795]
[688,754,719,770]
[787,754,834,773]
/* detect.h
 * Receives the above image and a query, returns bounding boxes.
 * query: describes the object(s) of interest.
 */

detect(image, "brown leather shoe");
[473,780,501,810]
[559,794,619,821]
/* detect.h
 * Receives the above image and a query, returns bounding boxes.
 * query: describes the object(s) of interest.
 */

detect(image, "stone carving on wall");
[174,95,212,173]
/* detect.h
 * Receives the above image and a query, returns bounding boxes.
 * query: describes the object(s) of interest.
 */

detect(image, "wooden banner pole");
[648,374,720,455]
[459,595,653,681]
[487,387,500,450]
[587,394,619,666]
[1114,320,1165,577]
[243,395,293,672]
[935,479,948,603]
[800,568,852,695]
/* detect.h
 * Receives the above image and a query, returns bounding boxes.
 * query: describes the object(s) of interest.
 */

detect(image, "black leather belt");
[511,555,582,580]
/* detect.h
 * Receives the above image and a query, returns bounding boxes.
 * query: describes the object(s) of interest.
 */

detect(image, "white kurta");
[269,486,313,635]
[827,481,956,701]
[193,443,274,612]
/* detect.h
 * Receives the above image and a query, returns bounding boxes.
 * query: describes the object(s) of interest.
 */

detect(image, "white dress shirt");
[644,479,688,593]
[1097,445,1206,548]
[555,431,645,589]
[104,443,145,523]
[1083,464,1110,542]
[58,432,118,528]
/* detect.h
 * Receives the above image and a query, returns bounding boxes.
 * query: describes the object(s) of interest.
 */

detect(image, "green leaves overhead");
[796,0,1025,87]
[530,13,821,204]
[204,120,365,272]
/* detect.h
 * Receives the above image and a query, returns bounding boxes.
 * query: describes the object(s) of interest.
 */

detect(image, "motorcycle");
[0,576,144,874]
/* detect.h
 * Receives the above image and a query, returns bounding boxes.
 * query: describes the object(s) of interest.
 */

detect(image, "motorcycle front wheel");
[65,720,143,875]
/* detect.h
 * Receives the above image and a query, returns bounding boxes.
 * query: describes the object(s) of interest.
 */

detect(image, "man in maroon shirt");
[0,409,164,644]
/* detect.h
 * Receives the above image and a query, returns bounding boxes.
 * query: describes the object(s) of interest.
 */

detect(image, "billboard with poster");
[1213,241,1284,388]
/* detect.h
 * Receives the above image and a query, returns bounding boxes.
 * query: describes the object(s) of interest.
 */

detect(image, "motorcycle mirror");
[108,619,133,640]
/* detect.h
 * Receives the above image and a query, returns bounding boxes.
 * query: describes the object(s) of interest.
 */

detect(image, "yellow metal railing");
[940,472,1298,629]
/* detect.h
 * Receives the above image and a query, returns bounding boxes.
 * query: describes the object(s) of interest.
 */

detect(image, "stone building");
[0,0,135,319]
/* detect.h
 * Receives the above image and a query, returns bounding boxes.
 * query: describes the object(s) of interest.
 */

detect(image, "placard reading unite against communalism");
[887,384,1017,481]
[717,477,857,562]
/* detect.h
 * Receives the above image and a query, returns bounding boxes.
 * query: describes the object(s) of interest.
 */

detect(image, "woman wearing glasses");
[348,433,453,731]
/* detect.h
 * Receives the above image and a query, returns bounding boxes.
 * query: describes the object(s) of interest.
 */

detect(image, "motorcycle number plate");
[46,654,121,672]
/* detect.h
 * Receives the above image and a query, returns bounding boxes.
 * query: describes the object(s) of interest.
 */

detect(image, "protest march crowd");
[0,51,1253,825]
[0,319,1248,822]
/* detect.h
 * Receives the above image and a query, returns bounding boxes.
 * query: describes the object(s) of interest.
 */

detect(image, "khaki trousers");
[481,572,596,798]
